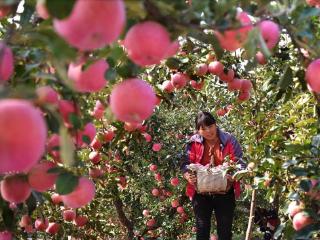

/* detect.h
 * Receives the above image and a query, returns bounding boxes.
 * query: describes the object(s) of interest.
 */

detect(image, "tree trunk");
[273,189,280,214]
[113,188,134,240]
[245,189,257,240]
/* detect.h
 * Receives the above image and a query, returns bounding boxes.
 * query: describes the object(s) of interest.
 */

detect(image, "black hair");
[195,111,216,130]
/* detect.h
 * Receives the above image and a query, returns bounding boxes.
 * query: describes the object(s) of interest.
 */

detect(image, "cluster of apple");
[37,1,178,126]
[28,0,181,133]
[0,185,90,237]
[209,60,254,101]
[15,208,88,236]
[88,104,162,172]
[287,200,314,231]
[148,164,188,225]
[149,164,174,201]
[0,1,171,237]
[306,0,320,7]
[86,124,116,179]
[171,199,189,224]
[162,58,254,103]
[0,89,97,238]
[216,105,234,117]
[214,11,280,52]
[212,10,320,96]
[0,102,95,200]
[159,11,281,103]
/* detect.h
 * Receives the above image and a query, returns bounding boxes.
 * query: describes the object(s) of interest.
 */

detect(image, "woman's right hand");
[183,172,197,185]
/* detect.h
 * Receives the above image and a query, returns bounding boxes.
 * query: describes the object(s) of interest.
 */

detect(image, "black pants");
[192,189,236,240]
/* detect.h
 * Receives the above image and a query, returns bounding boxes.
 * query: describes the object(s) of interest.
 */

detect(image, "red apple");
[74,215,88,227]
[208,61,224,75]
[149,164,158,172]
[63,209,76,222]
[171,199,179,208]
[170,177,179,186]
[146,218,156,227]
[292,211,314,231]
[34,218,49,231]
[46,222,60,235]
[288,201,304,218]
[151,188,160,196]
[306,59,320,93]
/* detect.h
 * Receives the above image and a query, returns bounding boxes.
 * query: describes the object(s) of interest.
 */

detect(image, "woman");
[181,111,246,240]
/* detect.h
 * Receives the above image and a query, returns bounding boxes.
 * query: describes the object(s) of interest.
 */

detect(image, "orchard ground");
[0,0,319,240]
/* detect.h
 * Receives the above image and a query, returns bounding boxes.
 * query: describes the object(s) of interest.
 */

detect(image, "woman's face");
[198,123,217,140]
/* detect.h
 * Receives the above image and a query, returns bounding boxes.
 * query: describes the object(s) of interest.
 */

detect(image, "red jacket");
[181,129,246,199]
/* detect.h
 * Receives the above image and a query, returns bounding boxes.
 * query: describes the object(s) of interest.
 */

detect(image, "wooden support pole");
[245,189,257,240]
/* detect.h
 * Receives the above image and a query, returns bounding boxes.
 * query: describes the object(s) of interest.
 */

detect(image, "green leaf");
[296,69,307,91]
[116,65,131,79]
[189,31,213,45]
[107,58,116,68]
[184,38,195,53]
[26,193,37,215]
[19,4,34,26]
[47,166,66,174]
[59,126,75,167]
[45,111,60,133]
[2,205,14,229]
[311,134,320,148]
[68,113,81,130]
[82,135,91,145]
[0,197,15,228]
[180,58,189,63]
[243,28,259,59]
[56,173,79,195]
[34,28,77,62]
[295,223,320,239]
[232,169,249,180]
[1,0,19,5]
[288,192,299,200]
[299,179,311,192]
[282,159,298,169]
[298,8,320,21]
[105,68,117,84]
[109,45,125,60]
[117,60,141,79]
[31,191,45,205]
[46,0,76,19]
[274,90,285,102]
[258,31,271,58]
[125,0,146,19]
[292,167,308,177]
[274,224,285,239]
[278,66,293,90]
[283,87,293,103]
[165,58,181,70]
[211,34,224,60]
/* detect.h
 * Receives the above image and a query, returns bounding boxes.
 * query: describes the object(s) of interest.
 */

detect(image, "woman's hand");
[225,174,234,191]
[183,171,197,185]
